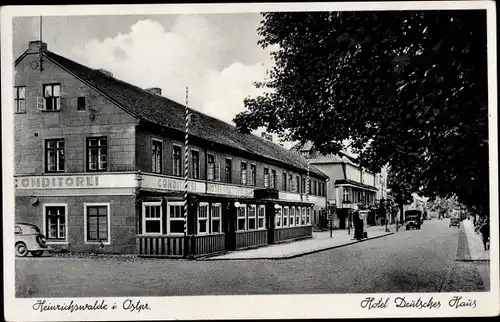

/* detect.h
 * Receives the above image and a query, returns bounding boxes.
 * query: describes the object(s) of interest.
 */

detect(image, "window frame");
[264,167,270,188]
[197,202,209,235]
[43,203,68,244]
[282,206,289,227]
[225,157,232,183]
[168,201,185,235]
[250,164,257,186]
[151,138,163,174]
[84,202,111,244]
[289,207,295,227]
[14,86,26,114]
[207,153,215,181]
[172,144,183,177]
[247,204,257,230]
[295,206,301,226]
[274,205,282,228]
[42,83,61,111]
[306,208,311,225]
[236,204,247,231]
[77,96,86,111]
[240,161,248,185]
[257,205,266,230]
[211,203,222,234]
[45,138,65,173]
[142,201,163,235]
[86,136,108,172]
[191,149,200,179]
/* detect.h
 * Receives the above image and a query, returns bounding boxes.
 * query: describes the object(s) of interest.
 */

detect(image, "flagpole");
[184,86,189,246]
[39,16,44,72]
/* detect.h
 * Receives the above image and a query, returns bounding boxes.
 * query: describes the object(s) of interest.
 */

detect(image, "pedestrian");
[479,219,490,251]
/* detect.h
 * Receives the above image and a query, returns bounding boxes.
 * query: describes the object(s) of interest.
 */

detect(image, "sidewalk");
[461,219,490,261]
[201,225,395,261]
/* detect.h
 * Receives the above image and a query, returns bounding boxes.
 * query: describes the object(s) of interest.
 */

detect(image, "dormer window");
[39,84,61,111]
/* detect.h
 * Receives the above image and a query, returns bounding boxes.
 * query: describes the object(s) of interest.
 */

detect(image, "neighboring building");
[293,142,381,229]
[13,41,328,258]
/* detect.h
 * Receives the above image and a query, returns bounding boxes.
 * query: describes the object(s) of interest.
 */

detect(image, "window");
[283,207,289,227]
[142,202,162,234]
[258,206,266,229]
[77,97,86,111]
[237,204,247,231]
[313,180,317,195]
[241,162,247,185]
[152,139,162,173]
[198,203,209,234]
[45,139,65,172]
[44,205,67,242]
[275,206,282,228]
[282,172,287,190]
[87,137,107,171]
[295,207,301,226]
[225,158,232,183]
[271,170,277,189]
[85,204,109,243]
[306,208,311,225]
[191,150,200,179]
[248,205,257,230]
[290,207,295,227]
[14,86,26,113]
[296,176,300,193]
[308,179,312,194]
[250,164,256,186]
[15,226,22,235]
[302,177,306,194]
[288,174,293,192]
[173,145,182,176]
[211,203,222,233]
[168,202,185,234]
[264,168,270,188]
[42,83,61,111]
[208,154,215,181]
[343,188,349,202]
[301,207,306,225]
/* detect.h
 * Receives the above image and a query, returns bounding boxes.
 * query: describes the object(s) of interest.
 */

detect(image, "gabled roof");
[291,141,359,166]
[24,49,327,179]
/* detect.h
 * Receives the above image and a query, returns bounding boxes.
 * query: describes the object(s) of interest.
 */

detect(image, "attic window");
[77,97,86,111]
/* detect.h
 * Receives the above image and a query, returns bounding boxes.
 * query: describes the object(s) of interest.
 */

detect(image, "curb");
[200,232,394,261]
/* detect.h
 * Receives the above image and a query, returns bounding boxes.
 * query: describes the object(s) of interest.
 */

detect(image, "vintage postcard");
[2,2,498,321]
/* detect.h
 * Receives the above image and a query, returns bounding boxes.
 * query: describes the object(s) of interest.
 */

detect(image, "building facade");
[294,142,381,229]
[14,41,328,258]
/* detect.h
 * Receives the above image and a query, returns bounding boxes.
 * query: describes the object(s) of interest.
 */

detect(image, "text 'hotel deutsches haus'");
[14,41,328,258]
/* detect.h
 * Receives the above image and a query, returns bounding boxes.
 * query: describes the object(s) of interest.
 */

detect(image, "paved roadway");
[15,218,488,297]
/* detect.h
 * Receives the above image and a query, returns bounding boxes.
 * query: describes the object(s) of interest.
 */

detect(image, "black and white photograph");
[2,2,498,320]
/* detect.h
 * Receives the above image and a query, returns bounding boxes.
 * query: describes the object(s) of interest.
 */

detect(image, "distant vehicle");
[449,217,461,228]
[15,223,51,257]
[405,210,422,230]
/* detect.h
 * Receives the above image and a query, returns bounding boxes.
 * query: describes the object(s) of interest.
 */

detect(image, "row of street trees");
[234,10,489,218]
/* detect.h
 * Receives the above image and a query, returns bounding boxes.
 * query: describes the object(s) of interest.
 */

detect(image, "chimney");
[145,87,162,96]
[97,69,113,77]
[27,40,48,54]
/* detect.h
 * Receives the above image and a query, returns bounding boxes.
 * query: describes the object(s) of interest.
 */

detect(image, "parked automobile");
[405,210,422,230]
[15,223,51,257]
[449,217,461,228]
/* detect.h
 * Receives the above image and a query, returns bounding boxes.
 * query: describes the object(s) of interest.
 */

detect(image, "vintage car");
[15,223,51,257]
[449,217,461,228]
[405,210,422,230]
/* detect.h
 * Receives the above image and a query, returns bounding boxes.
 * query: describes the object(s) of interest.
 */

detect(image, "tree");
[234,11,489,217]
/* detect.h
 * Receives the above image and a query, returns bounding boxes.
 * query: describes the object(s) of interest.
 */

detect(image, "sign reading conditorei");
[14,174,138,190]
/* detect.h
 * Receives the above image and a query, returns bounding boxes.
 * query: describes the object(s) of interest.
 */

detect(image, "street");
[16,218,489,297]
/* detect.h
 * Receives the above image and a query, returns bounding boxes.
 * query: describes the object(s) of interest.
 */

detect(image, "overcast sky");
[13,14,282,143]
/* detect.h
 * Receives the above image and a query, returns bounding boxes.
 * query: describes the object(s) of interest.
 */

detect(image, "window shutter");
[36,97,45,110]
[214,163,221,181]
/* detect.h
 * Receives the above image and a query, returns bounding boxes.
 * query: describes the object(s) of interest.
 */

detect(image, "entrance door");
[266,204,275,244]
[224,203,236,251]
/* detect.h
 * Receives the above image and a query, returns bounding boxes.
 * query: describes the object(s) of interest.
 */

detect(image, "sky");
[13,14,284,144]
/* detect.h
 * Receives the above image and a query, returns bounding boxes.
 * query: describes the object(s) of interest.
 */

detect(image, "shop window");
[211,203,222,233]
[198,203,208,234]
[343,188,349,202]
[301,207,306,226]
[225,158,232,183]
[87,137,108,172]
[168,202,185,234]
[45,139,65,173]
[44,204,67,242]
[39,83,61,111]
[295,207,301,226]
[307,208,311,225]
[142,202,162,234]
[248,205,256,230]
[172,145,182,177]
[237,204,247,231]
[151,139,162,173]
[14,86,26,113]
[283,207,289,227]
[191,150,200,179]
[85,203,109,243]
[275,206,282,228]
[289,207,295,227]
[240,162,247,185]
[258,206,266,229]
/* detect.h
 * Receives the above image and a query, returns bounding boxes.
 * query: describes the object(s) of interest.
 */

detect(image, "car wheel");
[15,242,29,257]
[31,251,44,257]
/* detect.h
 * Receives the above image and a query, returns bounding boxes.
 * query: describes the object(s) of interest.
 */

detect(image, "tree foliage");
[234,10,489,215]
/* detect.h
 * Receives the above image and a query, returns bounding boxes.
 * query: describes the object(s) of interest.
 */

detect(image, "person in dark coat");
[479,219,490,250]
